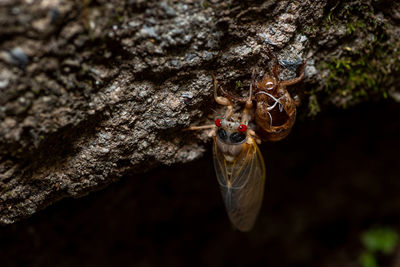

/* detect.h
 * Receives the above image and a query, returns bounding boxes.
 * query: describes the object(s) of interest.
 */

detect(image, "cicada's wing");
[212,137,266,232]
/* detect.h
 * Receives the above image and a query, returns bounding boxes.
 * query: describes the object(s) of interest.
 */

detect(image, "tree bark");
[0,0,399,224]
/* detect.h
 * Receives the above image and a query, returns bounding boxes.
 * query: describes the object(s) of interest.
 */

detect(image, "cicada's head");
[214,118,247,145]
[214,117,250,161]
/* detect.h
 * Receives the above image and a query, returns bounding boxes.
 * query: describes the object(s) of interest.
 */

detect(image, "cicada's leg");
[212,73,234,119]
[219,85,245,103]
[264,47,280,80]
[271,55,280,80]
[258,49,280,85]
[241,69,255,125]
[184,124,216,137]
[250,68,257,92]
[184,74,234,137]
[247,129,262,144]
[280,60,306,87]
[184,125,215,131]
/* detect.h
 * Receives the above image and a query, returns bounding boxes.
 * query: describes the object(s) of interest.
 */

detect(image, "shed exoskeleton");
[253,52,305,141]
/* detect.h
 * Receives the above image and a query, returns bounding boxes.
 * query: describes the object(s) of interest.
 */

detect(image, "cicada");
[187,74,266,232]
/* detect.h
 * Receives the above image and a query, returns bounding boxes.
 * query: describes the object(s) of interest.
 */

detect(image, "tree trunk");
[0,0,399,224]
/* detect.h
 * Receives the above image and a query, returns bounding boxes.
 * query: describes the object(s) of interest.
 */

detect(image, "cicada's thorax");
[254,76,296,141]
[214,118,249,162]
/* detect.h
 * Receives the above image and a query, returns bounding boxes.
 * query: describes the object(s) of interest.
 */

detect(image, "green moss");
[1,185,9,193]
[359,251,377,267]
[359,227,399,267]
[302,25,318,35]
[235,80,242,89]
[346,19,365,35]
[316,1,400,109]
[85,79,93,86]
[323,36,399,107]
[202,1,209,9]
[117,15,124,23]
[362,227,399,254]
[308,94,320,117]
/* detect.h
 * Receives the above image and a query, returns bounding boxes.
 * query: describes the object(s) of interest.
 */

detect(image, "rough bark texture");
[0,0,399,224]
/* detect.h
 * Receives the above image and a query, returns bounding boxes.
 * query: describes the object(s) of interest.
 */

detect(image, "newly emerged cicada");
[187,75,266,232]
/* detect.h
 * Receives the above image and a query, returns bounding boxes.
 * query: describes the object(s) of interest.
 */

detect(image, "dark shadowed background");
[1,101,399,267]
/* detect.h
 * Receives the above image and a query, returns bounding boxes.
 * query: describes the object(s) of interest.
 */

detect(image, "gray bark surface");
[0,0,399,224]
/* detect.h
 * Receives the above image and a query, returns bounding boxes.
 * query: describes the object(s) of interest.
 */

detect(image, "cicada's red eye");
[215,118,222,127]
[238,124,247,132]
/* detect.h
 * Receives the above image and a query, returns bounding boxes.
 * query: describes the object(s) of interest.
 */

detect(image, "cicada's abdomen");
[213,136,266,232]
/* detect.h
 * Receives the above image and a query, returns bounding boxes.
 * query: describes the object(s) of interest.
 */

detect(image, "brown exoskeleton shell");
[254,53,305,141]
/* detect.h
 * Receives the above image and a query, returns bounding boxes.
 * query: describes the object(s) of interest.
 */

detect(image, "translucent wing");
[212,137,266,232]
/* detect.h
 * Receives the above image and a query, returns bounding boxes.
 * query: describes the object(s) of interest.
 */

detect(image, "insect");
[187,74,266,232]
[253,52,305,141]
[186,51,305,231]
[218,51,305,141]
